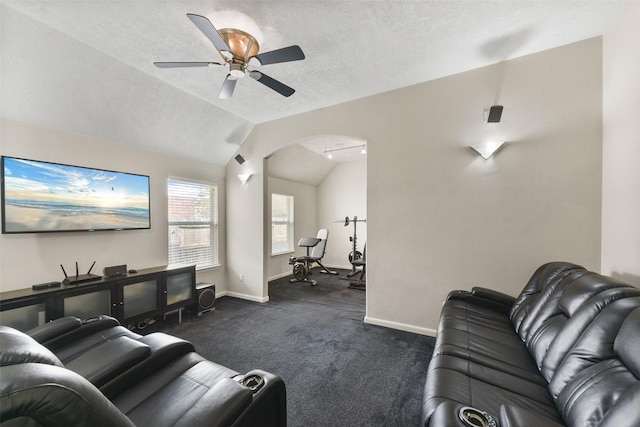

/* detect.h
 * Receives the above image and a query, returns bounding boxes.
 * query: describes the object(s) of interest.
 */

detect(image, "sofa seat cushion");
[436,299,542,381]
[112,353,242,425]
[424,353,560,422]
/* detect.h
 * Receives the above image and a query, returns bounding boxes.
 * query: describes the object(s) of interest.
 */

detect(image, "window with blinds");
[272,193,294,255]
[168,178,219,270]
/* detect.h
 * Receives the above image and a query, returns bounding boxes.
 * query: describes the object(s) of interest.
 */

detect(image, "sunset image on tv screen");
[2,157,150,233]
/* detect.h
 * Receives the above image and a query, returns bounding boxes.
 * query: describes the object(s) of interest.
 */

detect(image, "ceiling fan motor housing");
[229,62,246,78]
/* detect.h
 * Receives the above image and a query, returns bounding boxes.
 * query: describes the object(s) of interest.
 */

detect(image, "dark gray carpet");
[146,269,435,427]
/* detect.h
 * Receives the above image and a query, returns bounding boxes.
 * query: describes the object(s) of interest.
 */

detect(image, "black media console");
[0,265,196,331]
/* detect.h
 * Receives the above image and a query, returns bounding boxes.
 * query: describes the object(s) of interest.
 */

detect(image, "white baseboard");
[217,291,269,303]
[364,316,436,337]
[268,271,292,281]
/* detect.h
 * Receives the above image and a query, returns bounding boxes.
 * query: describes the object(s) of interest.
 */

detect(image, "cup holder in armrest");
[239,374,265,392]
[458,406,498,427]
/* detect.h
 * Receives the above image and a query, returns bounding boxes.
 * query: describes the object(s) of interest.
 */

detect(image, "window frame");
[167,177,220,271]
[271,193,295,256]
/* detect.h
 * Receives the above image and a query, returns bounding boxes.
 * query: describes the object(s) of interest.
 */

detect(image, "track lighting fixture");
[323,144,367,159]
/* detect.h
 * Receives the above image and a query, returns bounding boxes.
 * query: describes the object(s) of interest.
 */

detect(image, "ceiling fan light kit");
[219,28,260,62]
[154,13,305,99]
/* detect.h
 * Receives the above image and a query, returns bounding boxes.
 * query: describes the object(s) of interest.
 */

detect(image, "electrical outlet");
[239,274,244,282]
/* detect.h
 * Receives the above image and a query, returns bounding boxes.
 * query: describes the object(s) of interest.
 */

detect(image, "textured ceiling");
[0,0,631,167]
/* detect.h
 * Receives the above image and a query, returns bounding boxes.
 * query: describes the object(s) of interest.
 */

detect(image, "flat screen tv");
[1,156,150,234]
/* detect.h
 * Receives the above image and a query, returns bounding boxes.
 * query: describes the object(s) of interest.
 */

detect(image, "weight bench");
[288,229,337,286]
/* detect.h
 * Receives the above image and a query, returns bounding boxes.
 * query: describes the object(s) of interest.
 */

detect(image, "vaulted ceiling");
[1,1,630,168]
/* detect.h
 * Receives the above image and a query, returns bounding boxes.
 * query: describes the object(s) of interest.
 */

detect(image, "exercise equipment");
[348,243,366,290]
[340,216,366,277]
[288,229,337,286]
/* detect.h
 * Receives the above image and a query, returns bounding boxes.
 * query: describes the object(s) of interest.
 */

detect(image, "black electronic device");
[104,265,127,277]
[195,283,216,315]
[61,261,101,285]
[32,281,61,291]
[128,269,138,274]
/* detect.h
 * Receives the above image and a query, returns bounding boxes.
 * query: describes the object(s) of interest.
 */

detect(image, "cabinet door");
[165,268,196,309]
[0,295,54,330]
[118,276,162,324]
[56,285,116,321]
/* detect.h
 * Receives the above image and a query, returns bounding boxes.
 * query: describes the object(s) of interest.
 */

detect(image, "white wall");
[227,38,603,334]
[267,176,318,280]
[318,160,367,270]
[601,1,640,285]
[0,119,227,293]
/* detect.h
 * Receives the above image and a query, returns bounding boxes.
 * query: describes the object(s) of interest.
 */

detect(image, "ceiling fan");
[154,13,305,99]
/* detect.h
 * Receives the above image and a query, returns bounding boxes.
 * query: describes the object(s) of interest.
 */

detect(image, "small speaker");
[234,154,245,165]
[487,105,503,123]
[104,264,127,277]
[196,283,216,315]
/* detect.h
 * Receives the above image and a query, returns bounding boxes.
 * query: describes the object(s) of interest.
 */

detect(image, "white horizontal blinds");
[272,193,294,255]
[168,178,219,270]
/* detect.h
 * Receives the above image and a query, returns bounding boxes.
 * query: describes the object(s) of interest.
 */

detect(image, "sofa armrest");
[232,369,287,427]
[65,336,151,387]
[42,315,122,350]
[426,401,499,427]
[446,290,512,315]
[26,316,82,343]
[173,378,254,427]
[499,404,564,427]
[0,363,136,426]
[471,287,516,306]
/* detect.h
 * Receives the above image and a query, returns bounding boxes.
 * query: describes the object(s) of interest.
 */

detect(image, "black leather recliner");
[0,316,286,427]
[422,262,640,427]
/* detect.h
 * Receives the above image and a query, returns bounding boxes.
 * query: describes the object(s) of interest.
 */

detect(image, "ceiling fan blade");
[154,61,222,68]
[249,71,295,97]
[252,45,305,66]
[218,75,237,99]
[186,13,232,57]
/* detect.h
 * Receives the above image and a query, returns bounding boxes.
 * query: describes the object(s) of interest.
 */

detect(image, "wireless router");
[61,261,101,285]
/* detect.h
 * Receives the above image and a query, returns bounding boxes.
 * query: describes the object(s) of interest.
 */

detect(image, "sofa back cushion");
[510,262,585,339]
[553,304,640,427]
[525,273,637,377]
[539,285,640,382]
[0,326,63,368]
[614,307,640,378]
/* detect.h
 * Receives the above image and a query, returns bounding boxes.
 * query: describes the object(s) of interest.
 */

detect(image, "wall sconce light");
[237,174,252,185]
[471,141,505,159]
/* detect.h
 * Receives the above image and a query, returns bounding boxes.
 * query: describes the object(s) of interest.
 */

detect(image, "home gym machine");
[289,237,322,286]
[288,229,338,286]
[337,216,366,289]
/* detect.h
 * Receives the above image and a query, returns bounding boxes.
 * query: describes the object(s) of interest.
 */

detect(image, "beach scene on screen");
[2,158,150,233]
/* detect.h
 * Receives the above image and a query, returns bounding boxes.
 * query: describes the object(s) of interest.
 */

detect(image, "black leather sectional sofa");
[422,261,640,427]
[0,315,286,426]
